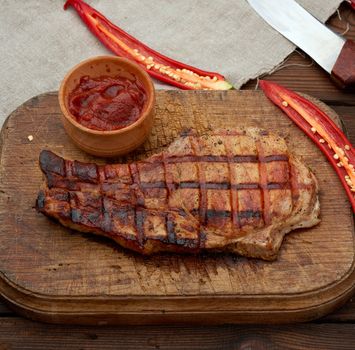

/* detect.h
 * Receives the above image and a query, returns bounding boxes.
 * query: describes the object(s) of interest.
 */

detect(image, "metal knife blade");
[247,0,345,73]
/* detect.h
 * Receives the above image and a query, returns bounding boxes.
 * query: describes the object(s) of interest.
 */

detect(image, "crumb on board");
[27,135,33,141]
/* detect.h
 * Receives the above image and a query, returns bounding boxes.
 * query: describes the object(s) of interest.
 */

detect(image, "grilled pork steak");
[36,128,320,260]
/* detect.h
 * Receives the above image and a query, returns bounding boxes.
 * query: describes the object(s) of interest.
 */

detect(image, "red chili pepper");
[64,0,233,91]
[348,0,355,10]
[259,80,355,213]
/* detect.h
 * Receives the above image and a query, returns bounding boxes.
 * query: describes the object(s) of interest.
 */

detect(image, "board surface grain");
[0,90,354,324]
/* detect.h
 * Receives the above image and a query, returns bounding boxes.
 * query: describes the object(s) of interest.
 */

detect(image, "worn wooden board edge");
[0,91,354,325]
[0,267,354,325]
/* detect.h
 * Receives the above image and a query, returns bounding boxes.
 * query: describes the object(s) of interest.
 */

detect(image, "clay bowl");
[59,56,155,157]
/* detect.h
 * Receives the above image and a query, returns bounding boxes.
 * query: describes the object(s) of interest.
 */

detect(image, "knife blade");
[247,0,355,88]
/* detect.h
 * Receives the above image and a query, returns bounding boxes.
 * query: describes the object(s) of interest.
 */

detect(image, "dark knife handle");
[331,39,355,89]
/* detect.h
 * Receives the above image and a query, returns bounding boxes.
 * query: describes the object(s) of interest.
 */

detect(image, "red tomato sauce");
[68,75,147,131]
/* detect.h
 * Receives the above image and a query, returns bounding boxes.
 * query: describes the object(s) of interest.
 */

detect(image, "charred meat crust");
[36,128,320,260]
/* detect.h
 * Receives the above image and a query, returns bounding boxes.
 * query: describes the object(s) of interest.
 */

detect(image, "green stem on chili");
[64,0,233,91]
[259,80,355,213]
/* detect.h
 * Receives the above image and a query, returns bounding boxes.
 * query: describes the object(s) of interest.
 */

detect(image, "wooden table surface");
[0,4,354,350]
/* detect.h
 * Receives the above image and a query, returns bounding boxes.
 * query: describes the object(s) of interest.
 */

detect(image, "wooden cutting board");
[0,90,354,325]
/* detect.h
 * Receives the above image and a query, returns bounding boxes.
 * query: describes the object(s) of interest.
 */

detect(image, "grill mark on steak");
[207,182,288,190]
[190,137,206,249]
[288,159,294,215]
[72,160,98,183]
[141,181,167,189]
[162,152,177,245]
[231,155,258,163]
[136,208,265,221]
[178,182,200,189]
[205,209,263,220]
[289,157,299,206]
[157,154,288,164]
[139,181,290,190]
[206,209,231,219]
[129,163,145,246]
[101,197,112,233]
[166,213,176,245]
[239,210,262,219]
[204,182,230,190]
[225,137,240,229]
[256,141,268,225]
[234,183,258,190]
[266,182,290,190]
[36,190,46,210]
[135,209,145,247]
[261,155,289,163]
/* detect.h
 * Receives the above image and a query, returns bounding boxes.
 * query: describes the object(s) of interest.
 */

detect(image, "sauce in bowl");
[68,74,147,131]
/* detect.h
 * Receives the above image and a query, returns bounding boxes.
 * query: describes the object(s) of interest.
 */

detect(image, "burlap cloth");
[0,0,342,126]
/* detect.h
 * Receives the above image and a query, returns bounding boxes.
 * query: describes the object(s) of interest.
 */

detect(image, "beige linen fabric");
[0,0,342,126]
